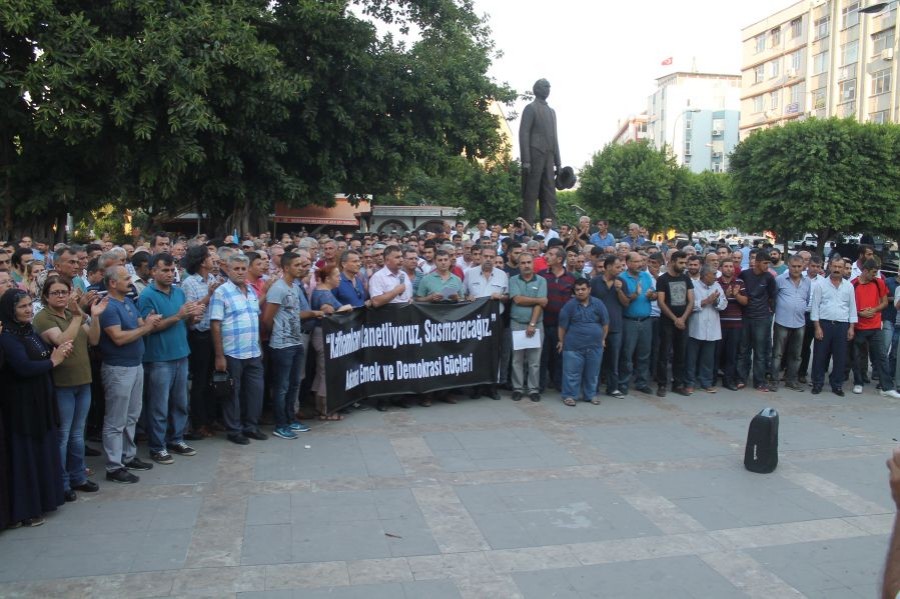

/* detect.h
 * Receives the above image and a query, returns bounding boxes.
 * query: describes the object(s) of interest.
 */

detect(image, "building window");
[790,17,802,38]
[770,27,781,47]
[790,84,802,105]
[870,110,888,123]
[770,59,781,78]
[770,91,780,110]
[872,68,892,95]
[812,88,826,109]
[873,29,895,55]
[753,95,764,112]
[790,50,802,71]
[840,40,858,65]
[712,162,724,173]
[684,140,692,155]
[755,34,766,53]
[814,16,830,40]
[712,118,725,133]
[754,64,765,83]
[841,2,859,29]
[813,51,829,75]
[839,78,857,103]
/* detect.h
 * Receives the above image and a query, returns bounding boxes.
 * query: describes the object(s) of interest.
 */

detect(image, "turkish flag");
[660,57,673,66]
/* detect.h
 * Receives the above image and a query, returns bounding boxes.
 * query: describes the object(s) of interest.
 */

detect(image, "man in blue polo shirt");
[138,253,204,464]
[618,252,657,395]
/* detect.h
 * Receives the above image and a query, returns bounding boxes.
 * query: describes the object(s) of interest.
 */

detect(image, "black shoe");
[468,390,482,399]
[72,480,99,493]
[352,402,371,411]
[244,430,268,441]
[784,382,805,392]
[124,457,153,471]
[396,400,411,409]
[488,390,501,400]
[833,388,845,397]
[227,434,250,445]
[167,442,197,456]
[529,392,541,402]
[106,468,139,484]
[375,401,388,412]
[725,383,739,391]
[150,450,174,465]
[84,445,101,457]
[636,387,653,394]
[811,385,822,395]
[656,386,667,397]
[511,391,523,401]
[64,490,77,503]
[798,375,808,384]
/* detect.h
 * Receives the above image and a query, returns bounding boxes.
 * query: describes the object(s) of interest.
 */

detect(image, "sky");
[471,0,797,169]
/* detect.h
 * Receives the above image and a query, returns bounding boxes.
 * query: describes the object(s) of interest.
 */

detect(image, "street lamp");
[669,108,701,162]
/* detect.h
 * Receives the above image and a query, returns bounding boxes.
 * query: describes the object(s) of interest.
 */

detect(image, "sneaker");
[635,387,653,394]
[656,385,667,397]
[529,392,541,402]
[124,457,153,471]
[784,382,805,392]
[167,442,197,456]
[852,385,863,394]
[272,427,298,440]
[227,433,250,445]
[245,429,268,441]
[511,391,523,402]
[833,388,846,397]
[290,421,311,433]
[150,450,174,465]
[881,389,900,399]
[608,390,624,398]
[352,402,371,411]
[106,468,139,484]
[72,480,99,492]
[22,517,45,527]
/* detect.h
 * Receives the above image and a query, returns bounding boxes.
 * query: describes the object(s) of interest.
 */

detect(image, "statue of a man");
[519,78,561,227]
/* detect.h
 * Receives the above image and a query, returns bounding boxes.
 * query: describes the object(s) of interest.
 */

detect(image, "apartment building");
[740,0,899,138]
[611,113,650,145]
[646,72,742,173]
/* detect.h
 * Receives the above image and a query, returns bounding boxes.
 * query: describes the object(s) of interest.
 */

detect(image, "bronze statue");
[519,78,561,226]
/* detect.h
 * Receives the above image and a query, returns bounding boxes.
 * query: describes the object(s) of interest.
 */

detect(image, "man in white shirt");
[463,246,509,400]
[810,257,858,396]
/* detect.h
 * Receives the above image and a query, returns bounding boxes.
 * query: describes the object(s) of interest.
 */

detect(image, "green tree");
[577,141,678,234]
[671,169,731,236]
[729,118,900,254]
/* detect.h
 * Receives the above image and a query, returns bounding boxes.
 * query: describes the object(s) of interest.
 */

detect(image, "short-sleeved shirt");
[852,276,887,330]
[656,272,694,319]
[463,267,509,313]
[309,289,343,330]
[369,267,412,304]
[138,282,190,362]
[559,296,609,352]
[538,268,575,325]
[718,276,746,329]
[33,308,92,386]
[619,270,654,319]
[266,279,303,349]
[417,271,463,300]
[333,273,367,308]
[209,280,261,359]
[182,272,217,332]
[590,277,624,333]
[99,296,144,367]
[740,269,777,319]
[508,274,548,325]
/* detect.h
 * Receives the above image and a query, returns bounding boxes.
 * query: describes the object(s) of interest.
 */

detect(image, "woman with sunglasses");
[33,276,108,502]
[0,288,73,527]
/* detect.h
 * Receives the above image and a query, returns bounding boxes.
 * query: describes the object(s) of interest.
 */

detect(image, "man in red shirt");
[851,259,900,398]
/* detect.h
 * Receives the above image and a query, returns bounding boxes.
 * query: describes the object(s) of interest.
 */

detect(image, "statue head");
[533,79,550,100]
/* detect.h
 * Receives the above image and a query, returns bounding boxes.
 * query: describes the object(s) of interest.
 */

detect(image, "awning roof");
[273,199,370,226]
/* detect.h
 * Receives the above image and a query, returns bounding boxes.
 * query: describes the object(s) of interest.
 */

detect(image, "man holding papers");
[509,253,548,402]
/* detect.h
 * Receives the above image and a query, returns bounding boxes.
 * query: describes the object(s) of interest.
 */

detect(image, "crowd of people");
[0,218,898,530]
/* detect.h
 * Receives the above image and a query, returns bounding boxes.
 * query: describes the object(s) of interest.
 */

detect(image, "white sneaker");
[881,389,900,399]
[852,384,863,394]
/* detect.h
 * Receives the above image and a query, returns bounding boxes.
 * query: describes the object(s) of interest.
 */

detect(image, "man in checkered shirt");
[210,253,267,445]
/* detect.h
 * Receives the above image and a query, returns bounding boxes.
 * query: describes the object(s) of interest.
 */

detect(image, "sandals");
[318,412,343,421]
[590,397,601,405]
[563,398,576,407]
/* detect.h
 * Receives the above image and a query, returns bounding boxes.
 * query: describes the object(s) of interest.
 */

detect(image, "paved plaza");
[0,385,898,598]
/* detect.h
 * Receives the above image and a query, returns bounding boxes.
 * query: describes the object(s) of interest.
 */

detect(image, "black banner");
[322,298,502,411]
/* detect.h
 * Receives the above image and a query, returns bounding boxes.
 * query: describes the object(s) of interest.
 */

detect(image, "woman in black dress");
[0,288,72,527]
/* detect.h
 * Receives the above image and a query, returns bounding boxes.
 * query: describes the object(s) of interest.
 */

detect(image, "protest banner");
[322,298,501,412]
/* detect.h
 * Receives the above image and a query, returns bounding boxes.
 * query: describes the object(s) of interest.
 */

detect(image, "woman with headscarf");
[0,288,73,527]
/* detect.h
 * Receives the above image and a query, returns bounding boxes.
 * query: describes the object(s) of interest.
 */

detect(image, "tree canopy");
[1,0,515,239]
[728,117,900,253]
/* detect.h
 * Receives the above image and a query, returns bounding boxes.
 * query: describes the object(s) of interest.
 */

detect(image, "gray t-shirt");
[267,279,303,349]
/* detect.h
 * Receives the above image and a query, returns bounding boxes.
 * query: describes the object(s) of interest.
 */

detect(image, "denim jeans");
[600,330,622,394]
[224,355,264,435]
[771,323,804,384]
[684,338,716,389]
[56,383,91,491]
[101,363,144,472]
[620,317,652,392]
[737,316,773,388]
[144,358,189,453]
[269,344,304,428]
[853,328,893,390]
[562,346,603,401]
